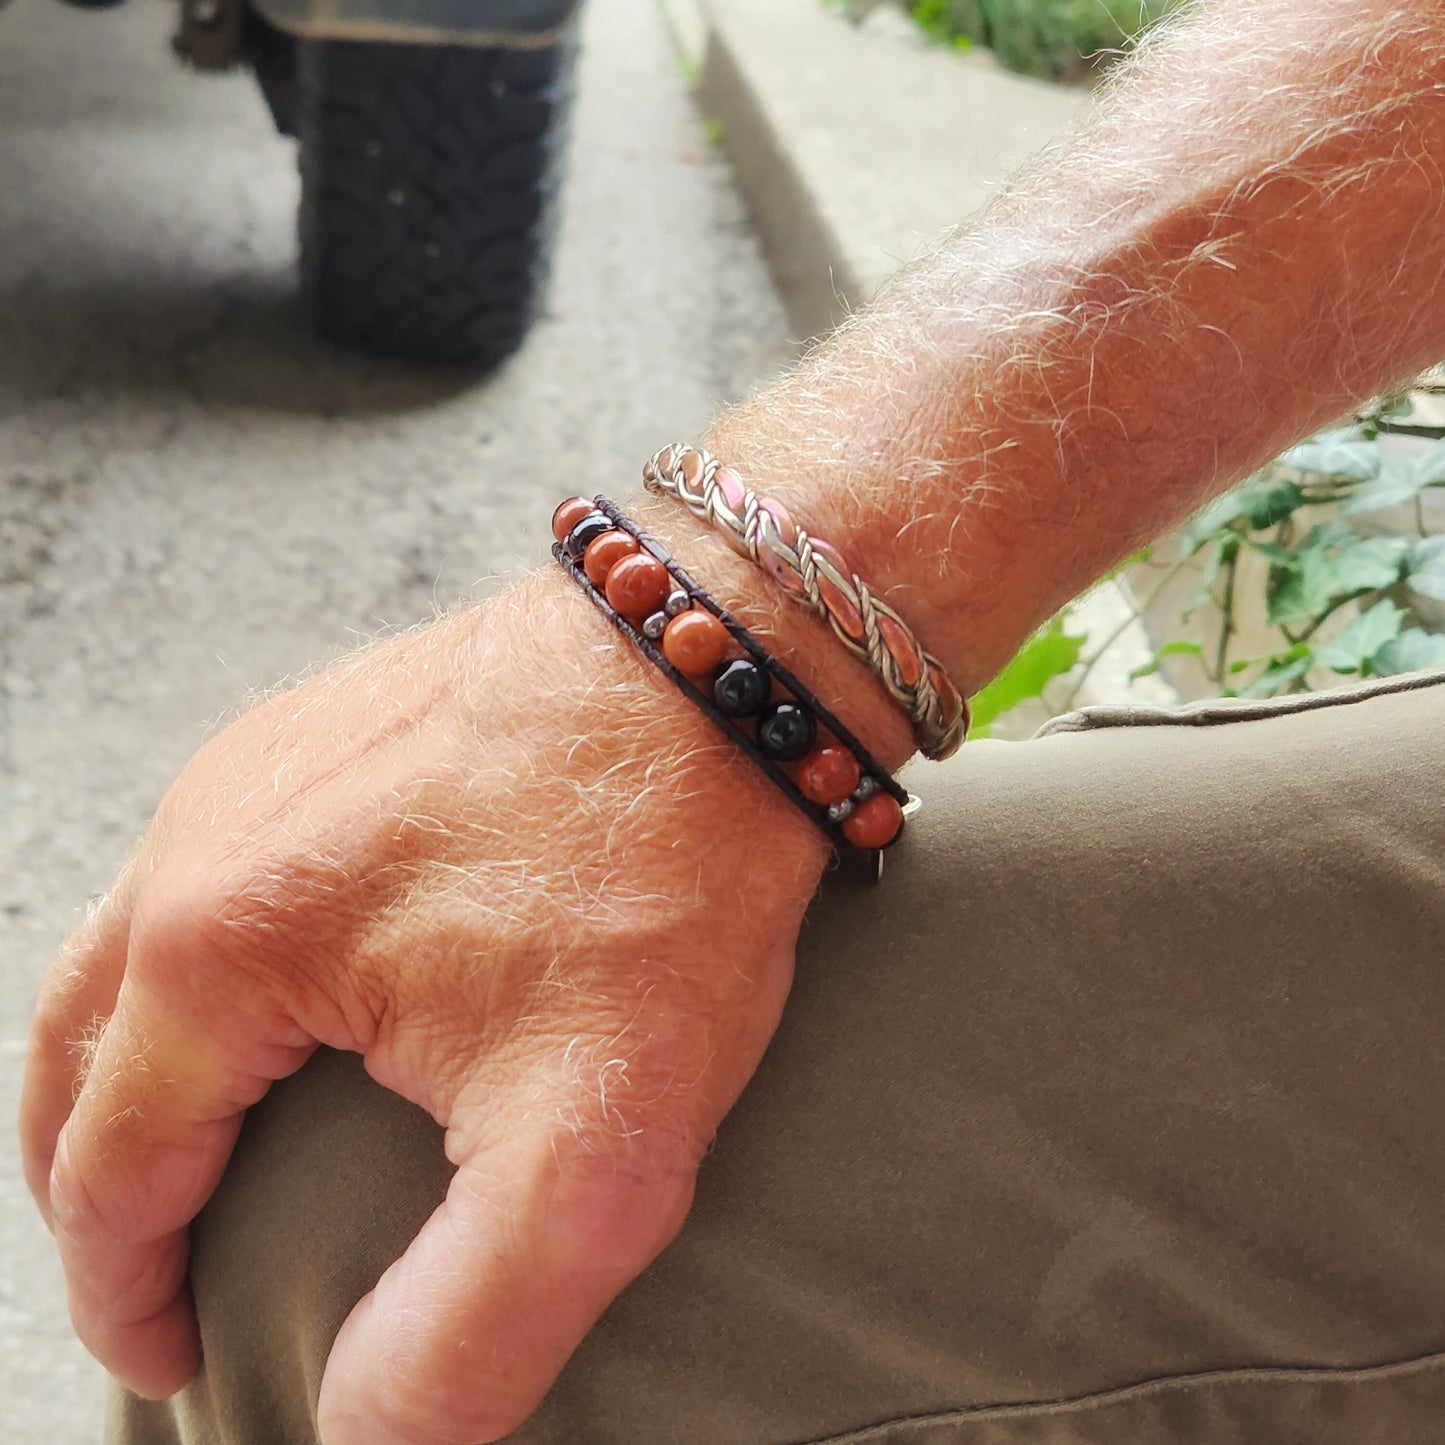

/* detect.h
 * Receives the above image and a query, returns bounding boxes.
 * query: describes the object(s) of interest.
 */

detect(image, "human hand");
[19,561,842,1444]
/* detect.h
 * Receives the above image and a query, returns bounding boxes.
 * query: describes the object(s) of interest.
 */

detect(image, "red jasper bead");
[797,745,861,806]
[842,792,904,850]
[551,496,594,546]
[661,609,730,674]
[583,529,640,587]
[605,553,672,622]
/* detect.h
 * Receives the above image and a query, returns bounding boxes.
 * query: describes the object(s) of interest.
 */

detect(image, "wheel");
[295,35,576,366]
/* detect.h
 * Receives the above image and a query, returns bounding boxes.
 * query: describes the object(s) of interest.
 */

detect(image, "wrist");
[700,403,1027,707]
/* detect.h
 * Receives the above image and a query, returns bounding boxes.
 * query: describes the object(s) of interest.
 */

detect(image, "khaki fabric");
[111,672,1445,1444]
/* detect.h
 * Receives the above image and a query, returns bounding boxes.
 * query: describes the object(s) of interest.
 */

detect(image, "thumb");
[316,1099,699,1445]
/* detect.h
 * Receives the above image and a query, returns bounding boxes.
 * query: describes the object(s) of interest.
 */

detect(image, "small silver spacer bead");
[827,799,855,823]
[852,776,878,802]
[642,611,668,640]
[663,589,691,619]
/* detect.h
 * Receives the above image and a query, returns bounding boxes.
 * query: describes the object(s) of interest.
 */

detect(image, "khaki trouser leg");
[111,673,1445,1444]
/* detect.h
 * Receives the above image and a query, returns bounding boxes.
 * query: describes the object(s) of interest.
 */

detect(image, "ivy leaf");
[1180,477,1305,552]
[1238,644,1312,697]
[1241,538,1298,565]
[1405,535,1445,601]
[1185,535,1237,618]
[1377,395,1416,419]
[1128,638,1203,682]
[1349,442,1445,513]
[1241,477,1309,529]
[1310,599,1405,672]
[1341,466,1422,516]
[1266,552,1331,626]
[1265,528,1407,626]
[1180,494,1249,553]
[1280,438,1380,480]
[969,616,1085,737]
[1329,535,1409,592]
[1372,627,1445,675]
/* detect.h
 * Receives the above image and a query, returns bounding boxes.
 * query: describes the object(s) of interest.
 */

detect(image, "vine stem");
[1295,589,1368,646]
[1212,545,1239,685]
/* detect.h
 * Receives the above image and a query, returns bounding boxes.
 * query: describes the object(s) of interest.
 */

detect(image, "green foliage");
[1374,627,1445,674]
[1168,398,1445,697]
[908,0,982,49]
[1261,525,1406,628]
[907,0,1186,80]
[968,615,1085,736]
[973,380,1445,737]
[1127,638,1201,682]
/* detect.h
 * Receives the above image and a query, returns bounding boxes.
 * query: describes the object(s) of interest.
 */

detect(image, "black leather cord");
[550,498,909,860]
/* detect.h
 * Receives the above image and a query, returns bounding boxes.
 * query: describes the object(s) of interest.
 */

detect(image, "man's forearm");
[685,0,1445,722]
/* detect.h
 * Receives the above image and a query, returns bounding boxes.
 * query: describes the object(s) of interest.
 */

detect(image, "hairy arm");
[666,0,1445,759]
[22,3,1445,1443]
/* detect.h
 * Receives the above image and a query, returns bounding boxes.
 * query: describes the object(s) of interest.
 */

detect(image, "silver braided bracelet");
[643,444,968,761]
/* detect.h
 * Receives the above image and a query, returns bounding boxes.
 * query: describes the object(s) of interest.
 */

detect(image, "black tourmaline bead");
[564,510,613,559]
[713,657,770,717]
[756,700,817,761]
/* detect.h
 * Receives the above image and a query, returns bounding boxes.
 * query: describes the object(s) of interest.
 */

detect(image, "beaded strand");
[551,496,912,857]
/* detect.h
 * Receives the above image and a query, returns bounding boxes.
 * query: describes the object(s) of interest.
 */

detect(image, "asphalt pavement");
[0,0,790,1433]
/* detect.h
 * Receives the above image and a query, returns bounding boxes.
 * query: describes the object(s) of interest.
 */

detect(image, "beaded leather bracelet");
[643,444,969,761]
[551,495,913,862]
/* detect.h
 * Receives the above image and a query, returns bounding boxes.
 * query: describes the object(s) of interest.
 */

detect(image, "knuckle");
[127,856,335,1019]
[127,864,232,983]
[125,847,421,1062]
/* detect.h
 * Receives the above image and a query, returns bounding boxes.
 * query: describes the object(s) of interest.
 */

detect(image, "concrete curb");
[656,0,704,69]
[688,0,1082,342]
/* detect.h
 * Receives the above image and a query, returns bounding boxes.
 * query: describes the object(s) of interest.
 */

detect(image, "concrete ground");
[0,0,790,1432]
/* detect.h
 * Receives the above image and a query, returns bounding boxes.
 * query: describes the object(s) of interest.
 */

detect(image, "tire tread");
[297,37,575,365]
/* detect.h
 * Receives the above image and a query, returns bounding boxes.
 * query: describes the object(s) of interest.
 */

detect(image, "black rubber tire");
[296,35,576,366]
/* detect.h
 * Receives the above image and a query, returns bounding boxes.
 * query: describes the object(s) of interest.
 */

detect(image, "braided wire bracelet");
[643,444,968,762]
[552,495,915,867]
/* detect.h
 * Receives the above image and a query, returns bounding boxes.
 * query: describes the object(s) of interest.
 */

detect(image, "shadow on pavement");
[0,270,492,419]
